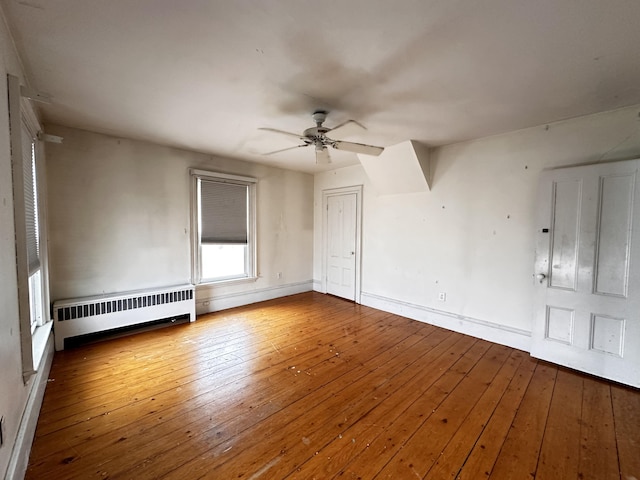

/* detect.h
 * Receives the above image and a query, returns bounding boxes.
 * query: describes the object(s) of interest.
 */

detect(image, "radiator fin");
[56,288,194,321]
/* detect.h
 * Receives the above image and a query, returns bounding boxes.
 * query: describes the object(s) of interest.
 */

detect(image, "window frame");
[7,74,52,379]
[190,169,257,286]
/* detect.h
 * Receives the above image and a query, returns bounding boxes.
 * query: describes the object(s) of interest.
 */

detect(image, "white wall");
[314,105,640,349]
[0,7,45,478]
[45,125,314,312]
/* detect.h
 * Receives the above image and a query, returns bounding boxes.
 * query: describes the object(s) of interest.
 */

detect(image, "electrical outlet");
[276,272,282,279]
[0,416,5,447]
[438,292,446,302]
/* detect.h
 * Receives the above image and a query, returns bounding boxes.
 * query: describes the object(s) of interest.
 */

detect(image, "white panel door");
[532,159,640,387]
[326,193,358,301]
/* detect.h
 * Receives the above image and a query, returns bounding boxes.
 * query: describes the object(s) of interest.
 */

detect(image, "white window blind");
[21,121,39,275]
[200,179,248,245]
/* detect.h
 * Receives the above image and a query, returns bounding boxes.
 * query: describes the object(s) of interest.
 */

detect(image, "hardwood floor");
[27,292,639,480]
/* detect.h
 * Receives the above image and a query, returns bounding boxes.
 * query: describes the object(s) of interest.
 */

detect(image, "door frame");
[321,185,363,303]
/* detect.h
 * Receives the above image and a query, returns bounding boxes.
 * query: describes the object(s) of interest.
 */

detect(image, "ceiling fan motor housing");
[312,110,328,125]
[303,126,331,140]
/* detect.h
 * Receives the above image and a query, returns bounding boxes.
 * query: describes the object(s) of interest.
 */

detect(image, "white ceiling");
[3,0,640,173]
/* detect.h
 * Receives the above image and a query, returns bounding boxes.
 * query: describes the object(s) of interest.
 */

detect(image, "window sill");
[197,276,258,288]
[31,320,53,371]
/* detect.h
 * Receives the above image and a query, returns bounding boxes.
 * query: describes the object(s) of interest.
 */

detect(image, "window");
[22,130,44,332]
[8,74,52,377]
[191,170,256,284]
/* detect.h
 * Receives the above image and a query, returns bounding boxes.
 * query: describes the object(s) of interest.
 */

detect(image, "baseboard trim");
[196,281,313,315]
[312,279,322,292]
[361,292,531,352]
[6,331,54,480]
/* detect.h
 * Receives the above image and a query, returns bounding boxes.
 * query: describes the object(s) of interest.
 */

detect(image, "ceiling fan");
[260,111,384,164]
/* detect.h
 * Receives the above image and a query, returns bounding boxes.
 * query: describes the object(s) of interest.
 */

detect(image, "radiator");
[53,284,195,350]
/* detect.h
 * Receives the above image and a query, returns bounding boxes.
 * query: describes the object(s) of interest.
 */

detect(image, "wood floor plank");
[611,384,640,480]
[44,293,335,375]
[25,292,640,480]
[487,362,558,479]
[28,306,425,478]
[35,305,387,437]
[285,334,476,480]
[110,316,434,478]
[577,377,619,480]
[534,368,584,480]
[374,343,513,479]
[30,315,401,472]
[39,297,358,410]
[423,349,527,479]
[34,304,388,430]
[335,340,492,479]
[39,300,352,416]
[118,320,441,479]
[213,330,467,480]
[454,355,538,480]
[31,303,373,458]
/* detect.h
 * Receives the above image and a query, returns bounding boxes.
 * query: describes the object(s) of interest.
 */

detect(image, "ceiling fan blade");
[258,127,304,141]
[326,119,366,139]
[332,140,384,156]
[263,144,309,156]
[315,147,331,164]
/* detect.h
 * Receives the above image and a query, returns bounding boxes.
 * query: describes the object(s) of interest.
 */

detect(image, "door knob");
[536,273,546,283]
